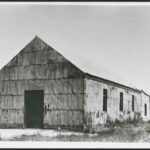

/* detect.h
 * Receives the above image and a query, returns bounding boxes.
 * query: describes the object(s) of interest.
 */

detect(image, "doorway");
[24,90,44,128]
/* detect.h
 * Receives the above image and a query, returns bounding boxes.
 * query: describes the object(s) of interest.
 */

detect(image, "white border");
[0,141,150,148]
[0,1,150,148]
[0,2,149,6]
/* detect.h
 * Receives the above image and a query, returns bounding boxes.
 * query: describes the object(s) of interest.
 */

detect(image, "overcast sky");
[0,3,150,93]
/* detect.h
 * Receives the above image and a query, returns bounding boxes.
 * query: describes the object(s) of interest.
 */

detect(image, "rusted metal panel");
[24,79,44,91]
[17,66,24,80]
[35,51,48,65]
[23,65,46,80]
[0,81,4,94]
[67,94,79,110]
[47,50,64,64]
[57,110,68,126]
[0,68,4,80]
[63,63,83,79]
[44,79,84,95]
[3,67,10,80]
[67,111,74,126]
[18,52,36,66]
[69,79,84,94]
[3,81,10,95]
[46,63,63,79]
[2,81,24,95]
[44,94,57,110]
[14,95,24,109]
[73,111,84,125]
[0,95,23,109]
[44,94,84,110]
[9,81,18,95]
[8,66,17,80]
[78,94,84,110]
[22,37,48,53]
[32,36,48,51]
[57,95,68,110]
[7,56,19,67]
[44,110,58,126]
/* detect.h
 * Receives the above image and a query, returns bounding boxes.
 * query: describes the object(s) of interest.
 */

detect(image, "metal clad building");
[0,36,149,131]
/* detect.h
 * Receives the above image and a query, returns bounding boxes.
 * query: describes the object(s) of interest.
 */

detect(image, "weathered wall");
[0,37,84,129]
[141,91,150,121]
[84,78,142,130]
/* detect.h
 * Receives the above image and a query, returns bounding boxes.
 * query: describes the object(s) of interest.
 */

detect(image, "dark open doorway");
[24,90,44,128]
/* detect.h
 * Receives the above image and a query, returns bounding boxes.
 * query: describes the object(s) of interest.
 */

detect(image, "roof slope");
[1,36,140,92]
[37,36,140,91]
[60,50,139,90]
[141,90,150,97]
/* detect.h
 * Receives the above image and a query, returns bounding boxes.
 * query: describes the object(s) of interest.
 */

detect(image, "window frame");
[103,89,108,112]
[132,95,135,112]
[120,92,123,112]
[145,103,147,116]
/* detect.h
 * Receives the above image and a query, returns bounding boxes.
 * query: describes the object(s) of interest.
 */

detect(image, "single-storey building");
[0,36,149,131]
[141,90,150,122]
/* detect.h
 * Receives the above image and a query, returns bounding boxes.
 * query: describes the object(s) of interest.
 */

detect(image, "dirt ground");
[1,122,150,142]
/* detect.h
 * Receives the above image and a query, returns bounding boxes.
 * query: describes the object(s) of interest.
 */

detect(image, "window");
[145,104,147,116]
[103,89,107,112]
[120,92,123,112]
[96,111,99,118]
[132,95,134,112]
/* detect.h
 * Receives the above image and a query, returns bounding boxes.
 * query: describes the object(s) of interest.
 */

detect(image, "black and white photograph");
[0,1,150,148]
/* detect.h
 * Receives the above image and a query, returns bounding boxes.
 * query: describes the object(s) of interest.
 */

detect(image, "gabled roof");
[1,35,141,92]
[31,36,141,92]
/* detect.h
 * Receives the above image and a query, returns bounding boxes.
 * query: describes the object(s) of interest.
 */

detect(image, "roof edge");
[85,73,141,93]
[141,90,150,97]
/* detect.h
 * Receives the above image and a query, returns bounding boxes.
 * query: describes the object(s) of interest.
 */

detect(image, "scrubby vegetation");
[1,122,150,142]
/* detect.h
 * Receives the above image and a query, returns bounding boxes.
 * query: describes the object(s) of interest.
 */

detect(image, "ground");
[1,122,150,142]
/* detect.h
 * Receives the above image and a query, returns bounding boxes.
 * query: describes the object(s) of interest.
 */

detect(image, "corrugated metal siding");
[0,37,84,129]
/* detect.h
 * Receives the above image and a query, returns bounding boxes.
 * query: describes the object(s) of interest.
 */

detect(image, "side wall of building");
[0,37,84,129]
[141,92,150,121]
[84,78,142,130]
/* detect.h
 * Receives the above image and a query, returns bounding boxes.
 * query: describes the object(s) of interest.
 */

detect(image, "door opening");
[24,90,44,128]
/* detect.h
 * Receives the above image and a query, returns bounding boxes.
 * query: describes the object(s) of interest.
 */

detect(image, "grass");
[2,122,150,142]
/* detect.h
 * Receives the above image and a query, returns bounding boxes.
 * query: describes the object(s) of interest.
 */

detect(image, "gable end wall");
[0,37,85,130]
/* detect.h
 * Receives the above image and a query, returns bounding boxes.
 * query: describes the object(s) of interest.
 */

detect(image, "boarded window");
[120,92,123,112]
[103,89,107,112]
[145,104,147,116]
[132,95,135,112]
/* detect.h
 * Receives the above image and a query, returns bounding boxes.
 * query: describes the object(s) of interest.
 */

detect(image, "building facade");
[0,36,149,131]
[141,90,150,122]
[84,75,142,131]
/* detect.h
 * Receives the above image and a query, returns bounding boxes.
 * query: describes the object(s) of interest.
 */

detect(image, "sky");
[0,2,150,93]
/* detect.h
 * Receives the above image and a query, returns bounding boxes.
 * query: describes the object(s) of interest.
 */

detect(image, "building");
[0,36,149,131]
[141,90,150,122]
